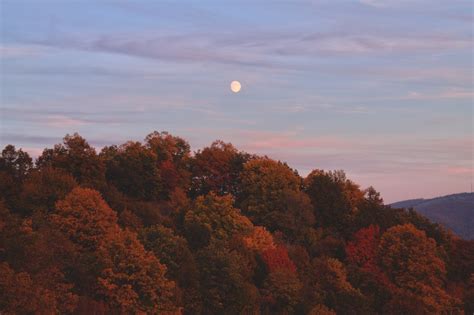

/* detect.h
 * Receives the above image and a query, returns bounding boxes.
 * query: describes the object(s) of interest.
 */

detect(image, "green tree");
[139,225,202,314]
[184,192,253,244]
[197,240,259,314]
[240,158,314,239]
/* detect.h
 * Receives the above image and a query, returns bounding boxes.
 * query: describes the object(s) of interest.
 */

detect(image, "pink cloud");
[45,115,87,128]
[227,130,347,151]
[446,167,473,175]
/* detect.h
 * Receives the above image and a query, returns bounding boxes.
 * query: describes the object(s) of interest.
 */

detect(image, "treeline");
[0,132,472,314]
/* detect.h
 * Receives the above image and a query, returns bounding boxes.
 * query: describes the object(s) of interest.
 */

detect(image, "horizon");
[1,0,473,203]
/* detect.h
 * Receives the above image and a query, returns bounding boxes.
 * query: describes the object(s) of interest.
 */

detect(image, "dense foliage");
[0,133,472,314]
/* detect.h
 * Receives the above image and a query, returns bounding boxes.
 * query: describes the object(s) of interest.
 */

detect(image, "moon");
[230,80,241,93]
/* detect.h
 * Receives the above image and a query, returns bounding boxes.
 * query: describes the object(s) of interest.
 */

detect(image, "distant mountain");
[391,193,474,240]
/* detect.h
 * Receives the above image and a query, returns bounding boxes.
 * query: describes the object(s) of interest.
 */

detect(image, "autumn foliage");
[0,132,471,314]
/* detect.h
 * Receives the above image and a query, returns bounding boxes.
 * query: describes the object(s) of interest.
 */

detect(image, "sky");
[0,0,472,203]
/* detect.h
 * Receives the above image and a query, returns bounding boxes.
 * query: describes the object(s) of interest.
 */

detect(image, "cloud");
[28,26,471,71]
[1,65,171,78]
[446,167,473,175]
[280,103,370,114]
[2,107,130,126]
[0,133,125,149]
[358,0,429,9]
[403,88,474,100]
[238,132,347,151]
[44,115,88,128]
[0,44,50,58]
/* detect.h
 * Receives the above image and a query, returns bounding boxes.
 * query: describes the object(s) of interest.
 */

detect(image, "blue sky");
[1,0,472,202]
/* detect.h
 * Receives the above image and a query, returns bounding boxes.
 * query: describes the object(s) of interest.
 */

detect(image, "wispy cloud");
[446,167,473,175]
[403,88,474,100]
[0,44,51,58]
[29,27,471,70]
[44,115,88,128]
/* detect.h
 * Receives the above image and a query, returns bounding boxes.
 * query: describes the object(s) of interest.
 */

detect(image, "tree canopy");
[0,132,470,314]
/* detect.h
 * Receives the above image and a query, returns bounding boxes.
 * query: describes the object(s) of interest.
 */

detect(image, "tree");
[308,304,336,315]
[145,131,191,199]
[184,192,253,244]
[0,262,59,314]
[0,145,33,212]
[197,240,259,315]
[240,158,300,218]
[243,226,276,252]
[447,238,474,283]
[190,141,250,197]
[262,269,303,314]
[139,225,202,314]
[258,245,303,314]
[312,257,366,314]
[261,245,297,274]
[345,225,392,313]
[0,145,33,180]
[51,187,119,251]
[20,167,77,213]
[345,225,380,271]
[240,158,314,239]
[36,133,105,188]
[145,131,190,165]
[51,187,179,313]
[353,187,403,233]
[378,224,461,313]
[304,170,361,234]
[97,229,179,314]
[101,142,162,200]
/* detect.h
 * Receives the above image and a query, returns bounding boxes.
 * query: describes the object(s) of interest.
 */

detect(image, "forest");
[0,131,472,314]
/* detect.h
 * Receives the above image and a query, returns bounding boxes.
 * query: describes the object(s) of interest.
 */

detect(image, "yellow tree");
[98,229,179,314]
[378,224,461,313]
[52,187,179,313]
[184,192,253,244]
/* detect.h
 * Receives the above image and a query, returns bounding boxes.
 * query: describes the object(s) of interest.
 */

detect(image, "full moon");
[230,80,241,93]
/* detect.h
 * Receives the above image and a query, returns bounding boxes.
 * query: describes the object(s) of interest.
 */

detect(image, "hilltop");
[391,193,474,239]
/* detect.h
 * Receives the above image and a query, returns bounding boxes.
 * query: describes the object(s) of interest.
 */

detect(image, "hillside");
[391,193,474,240]
[0,133,473,314]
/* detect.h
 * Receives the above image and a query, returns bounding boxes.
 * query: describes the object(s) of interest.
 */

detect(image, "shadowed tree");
[196,240,259,315]
[101,141,162,201]
[0,145,33,212]
[0,262,59,314]
[145,131,192,199]
[304,170,362,235]
[312,257,366,314]
[139,225,202,314]
[20,167,77,213]
[36,134,105,188]
[190,141,251,198]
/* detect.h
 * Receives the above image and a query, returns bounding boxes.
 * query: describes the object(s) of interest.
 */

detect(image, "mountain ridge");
[391,192,474,240]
